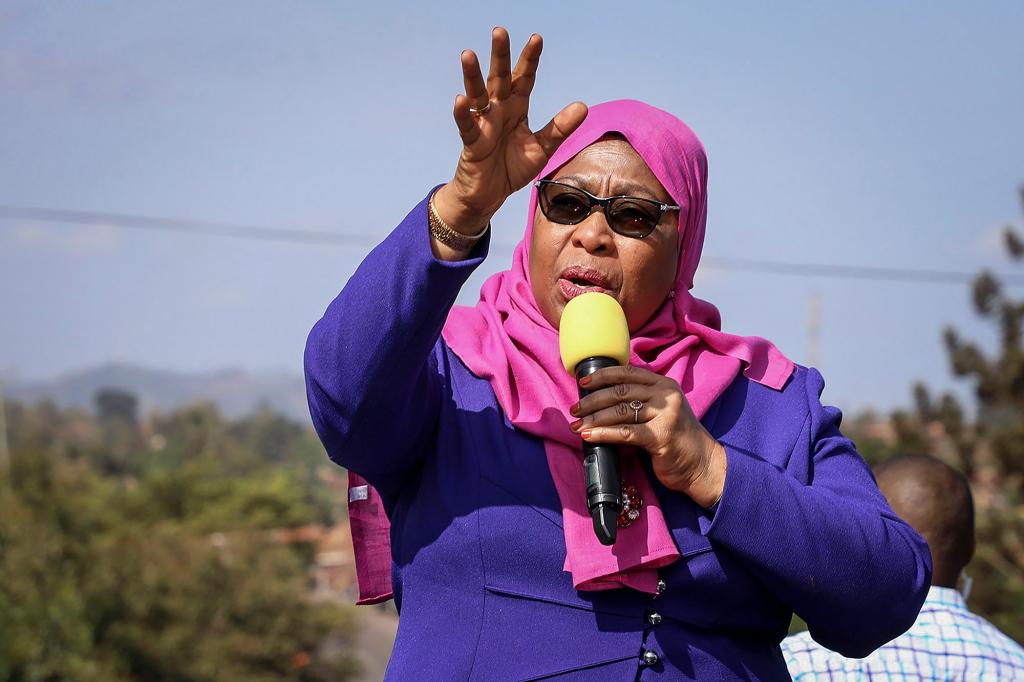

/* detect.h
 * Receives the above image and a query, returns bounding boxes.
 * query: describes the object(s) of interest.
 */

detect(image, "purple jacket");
[304,192,932,681]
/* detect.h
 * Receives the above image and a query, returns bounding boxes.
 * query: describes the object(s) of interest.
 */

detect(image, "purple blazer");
[304,193,932,681]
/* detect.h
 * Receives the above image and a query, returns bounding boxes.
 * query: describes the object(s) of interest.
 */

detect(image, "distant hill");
[5,363,310,422]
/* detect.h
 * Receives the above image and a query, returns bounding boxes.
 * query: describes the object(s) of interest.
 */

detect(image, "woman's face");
[529,137,680,332]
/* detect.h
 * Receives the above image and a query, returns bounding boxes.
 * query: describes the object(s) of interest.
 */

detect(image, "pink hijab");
[347,99,793,604]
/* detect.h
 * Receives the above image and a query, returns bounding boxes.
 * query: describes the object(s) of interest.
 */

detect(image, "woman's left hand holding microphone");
[569,366,727,509]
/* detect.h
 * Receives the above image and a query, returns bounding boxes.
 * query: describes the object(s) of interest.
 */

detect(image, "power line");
[0,205,372,246]
[3,204,1022,287]
[700,256,1024,286]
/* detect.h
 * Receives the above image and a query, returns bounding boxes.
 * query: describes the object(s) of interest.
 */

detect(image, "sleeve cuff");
[704,443,774,542]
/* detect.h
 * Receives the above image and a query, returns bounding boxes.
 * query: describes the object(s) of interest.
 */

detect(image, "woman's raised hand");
[432,28,588,235]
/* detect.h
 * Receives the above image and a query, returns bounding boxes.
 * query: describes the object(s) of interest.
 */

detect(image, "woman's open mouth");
[557,265,612,301]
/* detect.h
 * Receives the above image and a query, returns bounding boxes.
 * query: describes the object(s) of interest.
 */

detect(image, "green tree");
[0,400,361,680]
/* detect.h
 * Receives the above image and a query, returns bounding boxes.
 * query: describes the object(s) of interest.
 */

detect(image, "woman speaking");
[304,28,931,681]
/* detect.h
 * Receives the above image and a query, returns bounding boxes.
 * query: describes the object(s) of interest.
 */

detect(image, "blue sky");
[1,1,1022,414]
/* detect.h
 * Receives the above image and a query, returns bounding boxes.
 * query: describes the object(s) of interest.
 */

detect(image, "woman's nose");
[570,211,616,254]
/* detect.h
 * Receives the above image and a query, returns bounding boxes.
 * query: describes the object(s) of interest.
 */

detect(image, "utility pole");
[807,291,821,369]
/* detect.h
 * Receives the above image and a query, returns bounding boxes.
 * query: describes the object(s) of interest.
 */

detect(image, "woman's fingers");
[453,94,481,147]
[487,27,512,100]
[570,398,655,433]
[579,423,654,449]
[534,101,588,159]
[447,29,579,214]
[580,365,663,391]
[460,50,488,110]
[511,33,542,98]
[570,366,680,434]
[571,382,653,419]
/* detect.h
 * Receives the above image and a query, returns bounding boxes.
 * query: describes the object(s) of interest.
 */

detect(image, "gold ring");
[468,101,492,116]
[629,399,644,423]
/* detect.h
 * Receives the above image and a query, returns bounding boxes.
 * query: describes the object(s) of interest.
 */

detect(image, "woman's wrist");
[432,184,495,236]
[677,435,727,509]
[695,439,727,509]
[428,196,488,253]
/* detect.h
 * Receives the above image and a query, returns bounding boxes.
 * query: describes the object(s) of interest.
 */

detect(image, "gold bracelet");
[428,196,489,252]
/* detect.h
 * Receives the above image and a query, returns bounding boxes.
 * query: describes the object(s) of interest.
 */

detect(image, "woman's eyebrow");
[553,174,664,201]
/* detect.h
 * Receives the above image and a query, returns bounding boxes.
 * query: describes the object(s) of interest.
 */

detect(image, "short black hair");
[874,454,975,586]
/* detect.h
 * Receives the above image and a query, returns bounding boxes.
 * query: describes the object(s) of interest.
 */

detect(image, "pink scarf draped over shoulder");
[440,99,793,594]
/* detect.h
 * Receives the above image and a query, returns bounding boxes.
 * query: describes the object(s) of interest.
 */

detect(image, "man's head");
[874,454,975,588]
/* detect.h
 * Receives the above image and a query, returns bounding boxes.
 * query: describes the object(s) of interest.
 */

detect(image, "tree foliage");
[0,394,360,681]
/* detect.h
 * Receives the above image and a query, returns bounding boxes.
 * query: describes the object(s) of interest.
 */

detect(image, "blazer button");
[656,579,667,594]
[642,650,660,666]
[648,612,663,626]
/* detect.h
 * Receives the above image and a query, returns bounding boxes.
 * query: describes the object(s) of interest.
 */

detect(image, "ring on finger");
[468,101,492,115]
[629,399,644,424]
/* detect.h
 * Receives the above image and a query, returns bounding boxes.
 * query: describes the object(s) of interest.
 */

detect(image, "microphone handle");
[575,356,621,545]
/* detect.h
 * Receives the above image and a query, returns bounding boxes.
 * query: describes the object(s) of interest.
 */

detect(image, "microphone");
[559,292,631,545]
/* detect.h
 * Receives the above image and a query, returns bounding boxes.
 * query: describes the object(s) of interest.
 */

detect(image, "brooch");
[617,482,644,528]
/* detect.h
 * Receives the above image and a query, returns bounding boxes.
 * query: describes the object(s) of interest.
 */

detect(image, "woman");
[305,28,931,681]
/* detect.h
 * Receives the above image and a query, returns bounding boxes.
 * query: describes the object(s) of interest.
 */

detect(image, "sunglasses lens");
[541,185,591,224]
[608,199,660,238]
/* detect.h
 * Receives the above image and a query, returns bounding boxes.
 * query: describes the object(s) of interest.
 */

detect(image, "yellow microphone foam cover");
[558,292,630,373]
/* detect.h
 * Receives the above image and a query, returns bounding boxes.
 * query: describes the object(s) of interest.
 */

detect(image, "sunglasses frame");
[535,179,681,239]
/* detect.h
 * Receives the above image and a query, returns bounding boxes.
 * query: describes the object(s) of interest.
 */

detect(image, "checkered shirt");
[781,586,1024,681]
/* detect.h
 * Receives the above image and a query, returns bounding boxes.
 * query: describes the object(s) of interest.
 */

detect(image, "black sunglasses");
[535,180,680,239]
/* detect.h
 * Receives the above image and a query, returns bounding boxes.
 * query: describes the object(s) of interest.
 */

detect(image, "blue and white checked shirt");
[781,586,1024,681]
